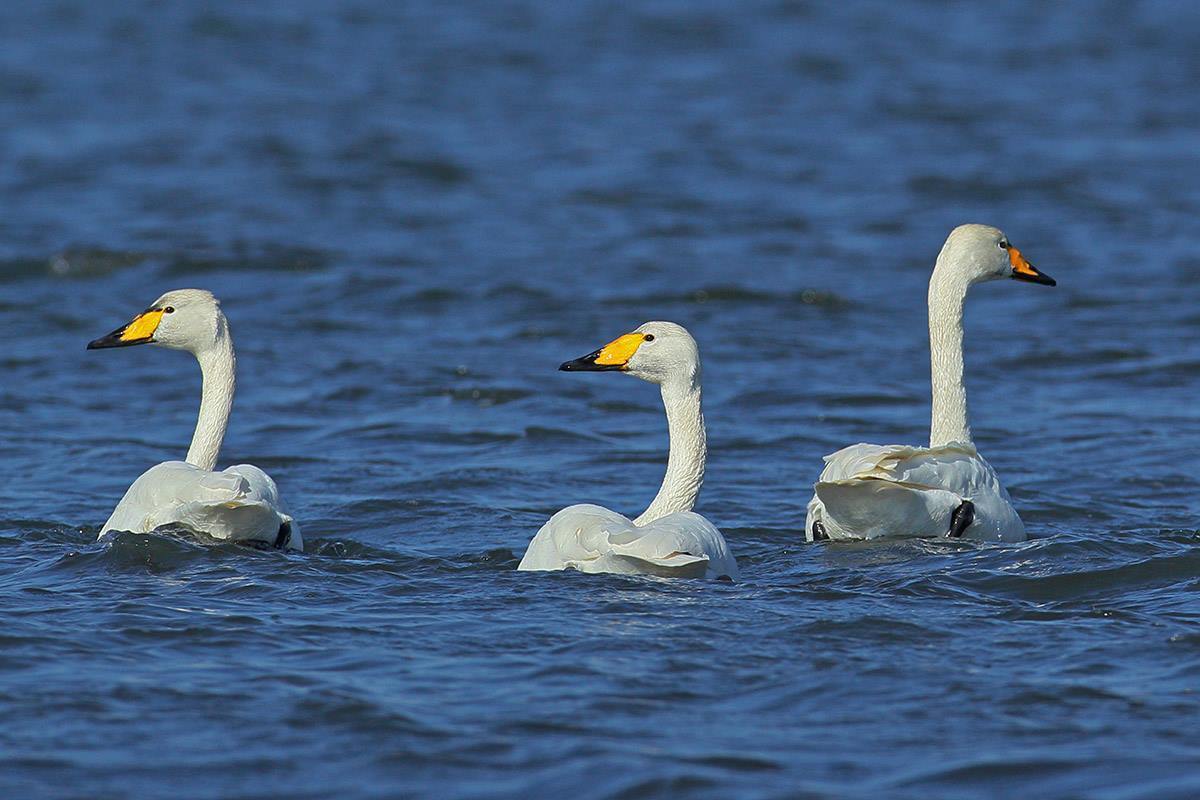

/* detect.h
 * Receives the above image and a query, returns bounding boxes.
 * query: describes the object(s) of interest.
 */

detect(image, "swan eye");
[163,306,175,313]
[643,334,655,342]
[997,240,1009,250]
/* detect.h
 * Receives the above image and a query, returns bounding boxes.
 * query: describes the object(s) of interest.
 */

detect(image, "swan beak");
[87,308,165,349]
[1008,246,1056,286]
[559,332,646,372]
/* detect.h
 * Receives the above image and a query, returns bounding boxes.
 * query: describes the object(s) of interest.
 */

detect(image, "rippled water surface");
[2,1,1199,797]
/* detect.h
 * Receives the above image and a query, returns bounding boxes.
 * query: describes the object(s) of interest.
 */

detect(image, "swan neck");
[634,378,705,526]
[187,319,235,472]
[928,267,971,448]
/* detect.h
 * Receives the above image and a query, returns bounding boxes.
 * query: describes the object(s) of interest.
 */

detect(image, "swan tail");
[608,514,726,578]
[811,478,962,540]
[606,546,711,578]
[173,498,290,547]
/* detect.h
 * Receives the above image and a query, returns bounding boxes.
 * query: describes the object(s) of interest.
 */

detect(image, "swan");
[518,322,738,580]
[87,289,302,550]
[806,224,1056,543]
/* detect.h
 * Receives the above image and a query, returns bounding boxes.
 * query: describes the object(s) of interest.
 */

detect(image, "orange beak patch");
[559,331,648,372]
[87,308,166,349]
[119,309,165,342]
[1008,245,1056,286]
[593,333,646,367]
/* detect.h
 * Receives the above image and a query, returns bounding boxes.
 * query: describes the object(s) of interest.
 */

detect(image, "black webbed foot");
[273,521,293,549]
[948,500,975,538]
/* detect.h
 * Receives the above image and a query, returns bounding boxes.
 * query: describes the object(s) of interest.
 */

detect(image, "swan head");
[559,321,700,387]
[936,224,1055,287]
[87,289,227,354]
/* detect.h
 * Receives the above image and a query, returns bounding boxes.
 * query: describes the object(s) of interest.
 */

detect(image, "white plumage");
[518,321,738,580]
[101,461,298,547]
[807,443,1023,542]
[806,224,1055,543]
[89,289,301,550]
[520,504,737,579]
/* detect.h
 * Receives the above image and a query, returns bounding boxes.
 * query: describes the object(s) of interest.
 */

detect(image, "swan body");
[520,505,735,579]
[518,322,738,580]
[101,462,296,545]
[808,442,1023,542]
[806,224,1055,543]
[88,289,301,550]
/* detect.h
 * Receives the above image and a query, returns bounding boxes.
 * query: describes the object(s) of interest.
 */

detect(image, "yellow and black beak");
[87,308,165,349]
[560,332,646,372]
[1007,245,1056,287]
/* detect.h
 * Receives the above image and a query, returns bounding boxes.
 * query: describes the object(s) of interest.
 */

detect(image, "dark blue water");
[1,1,1199,797]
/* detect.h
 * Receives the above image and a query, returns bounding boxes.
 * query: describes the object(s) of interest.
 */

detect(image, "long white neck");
[927,266,972,448]
[634,377,705,525]
[186,318,235,471]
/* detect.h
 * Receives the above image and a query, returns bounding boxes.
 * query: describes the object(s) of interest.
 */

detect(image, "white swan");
[87,289,302,550]
[518,322,738,580]
[806,224,1056,543]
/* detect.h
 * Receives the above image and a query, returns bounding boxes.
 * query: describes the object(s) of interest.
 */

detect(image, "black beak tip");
[87,330,149,349]
[560,351,607,371]
[1013,272,1057,288]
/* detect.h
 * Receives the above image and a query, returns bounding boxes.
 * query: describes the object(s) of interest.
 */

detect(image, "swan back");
[519,503,738,580]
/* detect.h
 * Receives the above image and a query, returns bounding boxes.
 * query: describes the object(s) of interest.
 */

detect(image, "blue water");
[1,1,1199,797]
